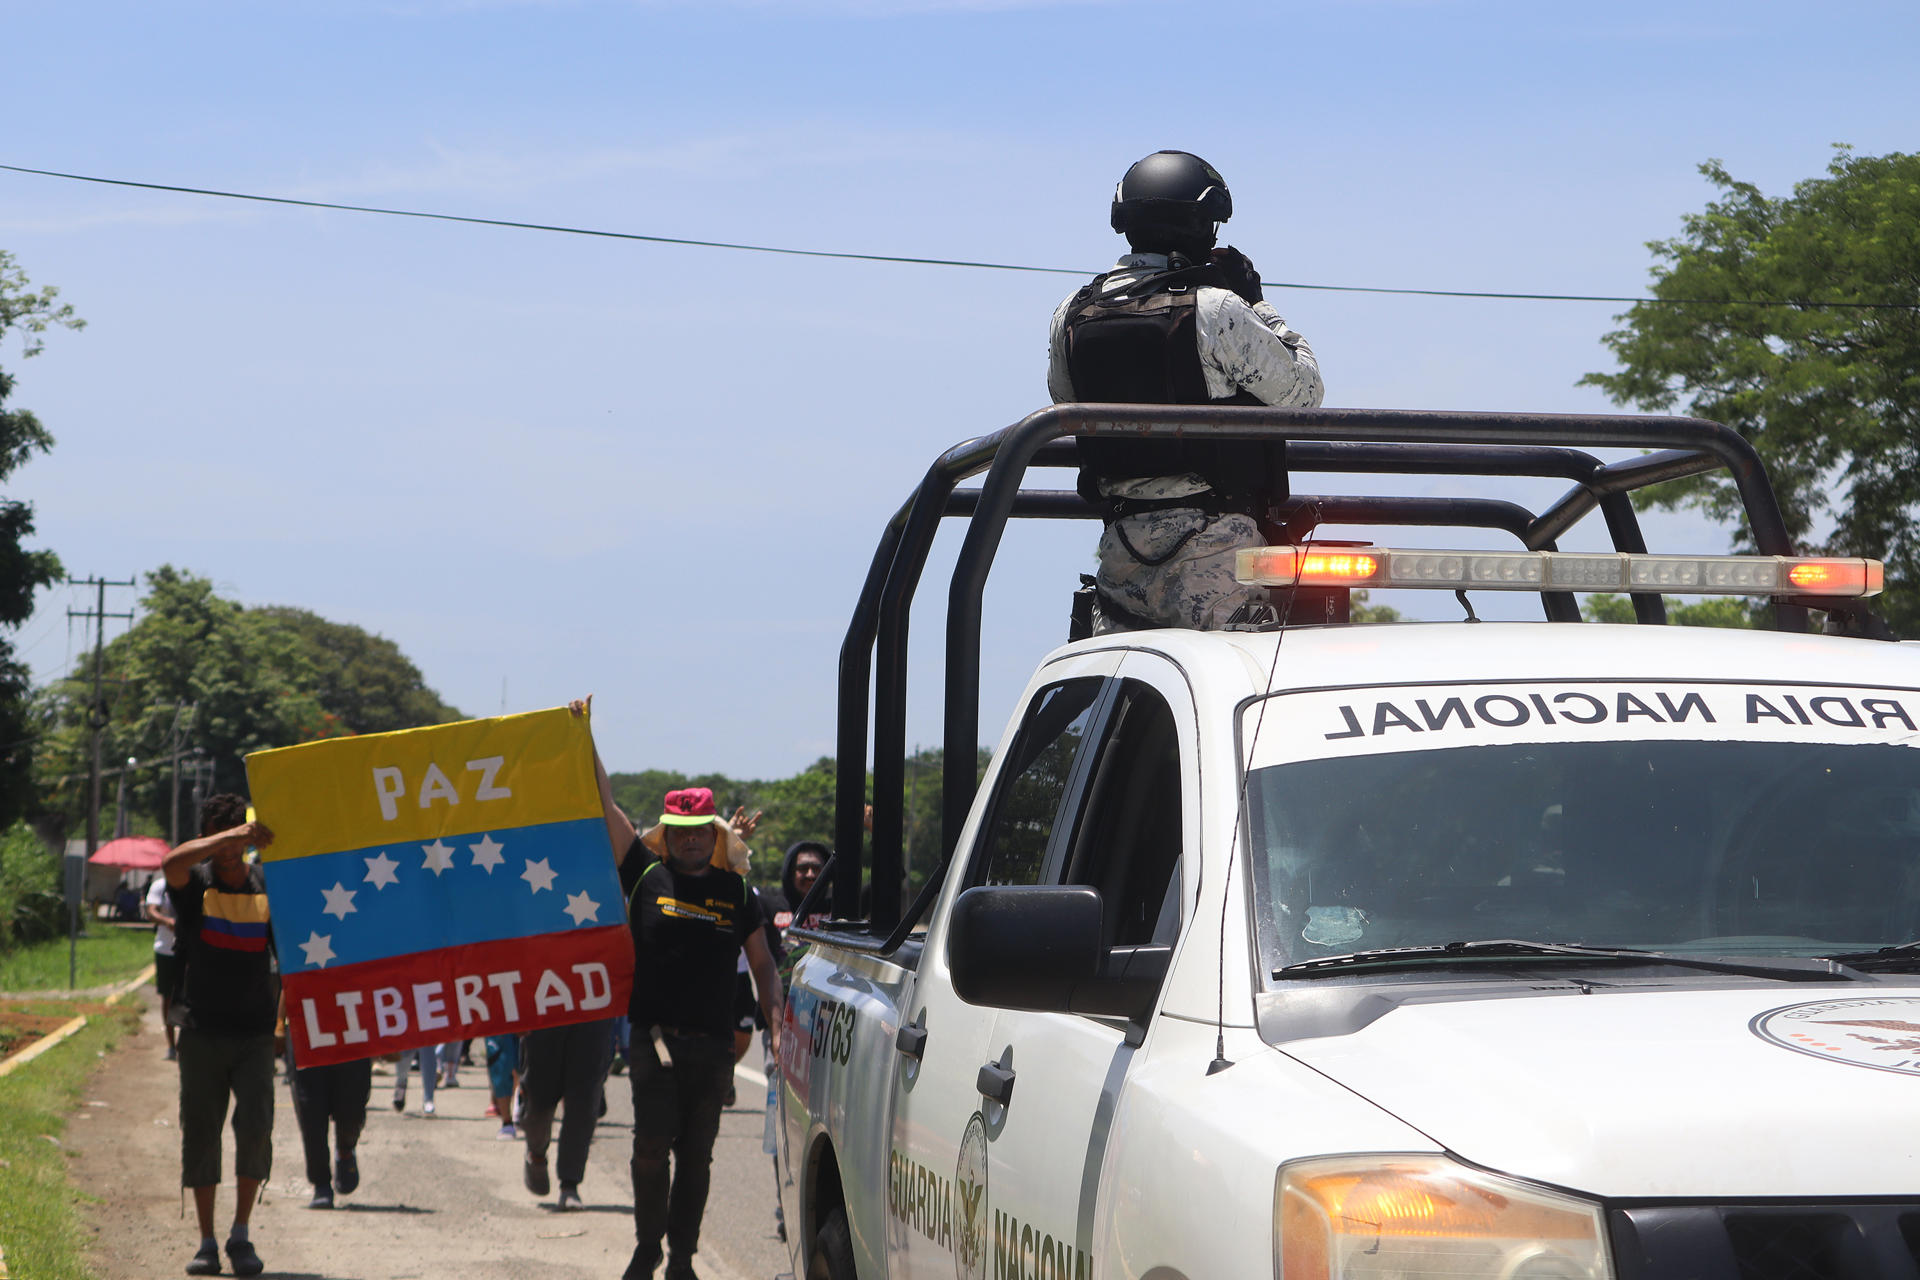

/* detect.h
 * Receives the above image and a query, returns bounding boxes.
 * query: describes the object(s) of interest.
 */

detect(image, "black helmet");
[1109,150,1232,249]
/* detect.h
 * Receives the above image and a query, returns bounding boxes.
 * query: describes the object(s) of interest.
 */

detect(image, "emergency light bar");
[1234,547,1885,597]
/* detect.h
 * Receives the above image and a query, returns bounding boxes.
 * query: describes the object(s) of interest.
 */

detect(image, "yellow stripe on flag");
[246,707,601,862]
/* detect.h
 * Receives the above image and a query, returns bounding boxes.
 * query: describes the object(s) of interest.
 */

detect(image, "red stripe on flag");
[283,925,634,1068]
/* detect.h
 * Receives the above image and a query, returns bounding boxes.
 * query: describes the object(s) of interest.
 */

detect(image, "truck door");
[971,668,1196,1280]
[888,658,1119,1280]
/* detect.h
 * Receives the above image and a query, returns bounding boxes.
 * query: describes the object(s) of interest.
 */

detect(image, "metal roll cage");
[819,404,1862,939]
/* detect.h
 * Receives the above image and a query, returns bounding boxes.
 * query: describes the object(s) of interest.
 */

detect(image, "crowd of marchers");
[151,695,830,1280]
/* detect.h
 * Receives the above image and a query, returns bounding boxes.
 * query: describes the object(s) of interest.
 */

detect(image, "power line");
[5,161,1918,312]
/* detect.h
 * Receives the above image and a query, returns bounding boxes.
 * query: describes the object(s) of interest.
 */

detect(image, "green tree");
[1349,590,1402,624]
[37,568,462,837]
[0,253,80,830]
[1580,148,1920,632]
[1580,594,1759,628]
[253,607,463,735]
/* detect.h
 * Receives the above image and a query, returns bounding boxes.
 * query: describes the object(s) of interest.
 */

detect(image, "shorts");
[153,952,183,1002]
[485,1034,521,1099]
[177,1030,275,1187]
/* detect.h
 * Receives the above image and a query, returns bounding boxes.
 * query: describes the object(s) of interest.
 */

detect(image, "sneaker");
[557,1183,583,1211]
[523,1154,550,1196]
[225,1238,264,1278]
[442,1072,460,1087]
[482,1102,498,1117]
[308,1184,334,1209]
[423,1099,435,1116]
[496,1123,520,1141]
[334,1151,359,1195]
[185,1240,222,1274]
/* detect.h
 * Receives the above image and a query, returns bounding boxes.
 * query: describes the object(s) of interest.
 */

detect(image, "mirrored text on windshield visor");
[1244,681,1920,974]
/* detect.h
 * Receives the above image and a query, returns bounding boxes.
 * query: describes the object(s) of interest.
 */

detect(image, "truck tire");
[808,1208,856,1280]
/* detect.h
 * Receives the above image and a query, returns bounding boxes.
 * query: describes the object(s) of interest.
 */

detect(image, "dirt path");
[66,987,793,1280]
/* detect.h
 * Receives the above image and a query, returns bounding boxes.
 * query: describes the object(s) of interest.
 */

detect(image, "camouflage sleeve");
[1046,293,1078,403]
[1195,288,1324,408]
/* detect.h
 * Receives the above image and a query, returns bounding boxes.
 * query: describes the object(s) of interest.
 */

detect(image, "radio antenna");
[1210,505,1322,1075]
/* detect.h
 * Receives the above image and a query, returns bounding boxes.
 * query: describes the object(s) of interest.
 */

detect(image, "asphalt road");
[68,987,798,1280]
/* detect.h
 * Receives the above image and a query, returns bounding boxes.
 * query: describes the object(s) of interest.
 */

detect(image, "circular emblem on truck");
[954,1112,989,1280]
[1752,997,1920,1076]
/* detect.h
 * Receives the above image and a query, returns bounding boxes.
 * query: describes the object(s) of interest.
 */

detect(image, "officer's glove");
[1210,245,1265,305]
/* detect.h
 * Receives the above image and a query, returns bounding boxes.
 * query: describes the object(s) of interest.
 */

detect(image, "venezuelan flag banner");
[246,707,632,1067]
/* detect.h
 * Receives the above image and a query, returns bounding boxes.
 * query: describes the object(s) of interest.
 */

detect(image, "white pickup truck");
[775,406,1920,1280]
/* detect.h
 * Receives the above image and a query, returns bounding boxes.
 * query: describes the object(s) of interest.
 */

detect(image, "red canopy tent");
[88,836,170,869]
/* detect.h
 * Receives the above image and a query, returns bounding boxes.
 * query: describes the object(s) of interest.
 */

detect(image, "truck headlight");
[1275,1155,1612,1280]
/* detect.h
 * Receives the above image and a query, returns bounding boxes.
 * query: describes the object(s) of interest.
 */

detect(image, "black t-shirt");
[620,850,764,1039]
[169,862,278,1037]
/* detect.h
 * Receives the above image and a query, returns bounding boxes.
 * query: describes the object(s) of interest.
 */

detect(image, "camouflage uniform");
[1090,475,1268,633]
[1048,253,1324,632]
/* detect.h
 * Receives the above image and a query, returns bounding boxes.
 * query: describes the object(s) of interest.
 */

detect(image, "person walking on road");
[519,1017,616,1210]
[144,871,183,1061]
[486,1033,522,1140]
[288,1052,371,1209]
[162,794,277,1278]
[568,699,783,1280]
[391,1043,441,1115]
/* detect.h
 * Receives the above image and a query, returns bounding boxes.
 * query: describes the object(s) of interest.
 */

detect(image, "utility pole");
[166,701,197,845]
[67,575,135,989]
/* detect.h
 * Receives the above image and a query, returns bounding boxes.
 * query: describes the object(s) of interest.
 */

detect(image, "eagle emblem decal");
[954,1111,989,1280]
[1752,997,1920,1076]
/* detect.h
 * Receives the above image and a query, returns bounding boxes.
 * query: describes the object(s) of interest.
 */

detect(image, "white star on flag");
[320,882,358,921]
[422,840,456,876]
[300,932,337,969]
[363,851,399,890]
[562,891,600,926]
[469,834,506,873]
[522,857,557,895]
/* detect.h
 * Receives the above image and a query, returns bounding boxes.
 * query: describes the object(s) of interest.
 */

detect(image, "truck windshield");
[1247,739,1920,971]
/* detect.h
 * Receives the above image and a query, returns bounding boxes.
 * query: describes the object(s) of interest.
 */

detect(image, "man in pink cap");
[569,705,782,1280]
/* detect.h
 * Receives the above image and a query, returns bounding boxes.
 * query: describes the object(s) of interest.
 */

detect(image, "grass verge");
[0,1001,140,1280]
[0,927,156,991]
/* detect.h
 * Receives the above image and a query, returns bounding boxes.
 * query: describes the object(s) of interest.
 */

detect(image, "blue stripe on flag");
[264,817,627,972]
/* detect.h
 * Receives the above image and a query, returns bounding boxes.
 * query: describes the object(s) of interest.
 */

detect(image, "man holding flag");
[572,700,784,1280]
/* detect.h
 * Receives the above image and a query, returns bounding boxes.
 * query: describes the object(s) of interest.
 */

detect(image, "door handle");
[896,1013,928,1061]
[976,1060,1015,1104]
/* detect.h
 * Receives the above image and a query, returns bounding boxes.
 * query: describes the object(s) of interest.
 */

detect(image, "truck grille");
[1609,1204,1920,1280]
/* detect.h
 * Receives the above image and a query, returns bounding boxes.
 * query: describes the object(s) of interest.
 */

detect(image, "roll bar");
[827,405,1817,934]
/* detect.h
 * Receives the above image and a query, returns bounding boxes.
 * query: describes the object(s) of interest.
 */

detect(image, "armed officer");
[1048,149,1323,632]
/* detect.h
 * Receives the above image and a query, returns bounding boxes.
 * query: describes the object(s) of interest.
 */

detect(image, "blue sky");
[4,0,1917,780]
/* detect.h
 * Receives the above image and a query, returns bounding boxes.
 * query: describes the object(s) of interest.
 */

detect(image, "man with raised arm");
[162,794,276,1278]
[569,698,783,1280]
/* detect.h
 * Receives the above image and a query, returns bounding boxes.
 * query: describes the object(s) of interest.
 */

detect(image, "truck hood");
[1274,984,1920,1199]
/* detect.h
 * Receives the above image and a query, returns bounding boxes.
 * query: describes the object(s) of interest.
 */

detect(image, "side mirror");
[948,885,1163,1023]
[949,885,1102,1012]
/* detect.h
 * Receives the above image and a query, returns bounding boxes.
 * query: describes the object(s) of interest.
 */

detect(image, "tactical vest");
[1062,266,1285,509]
